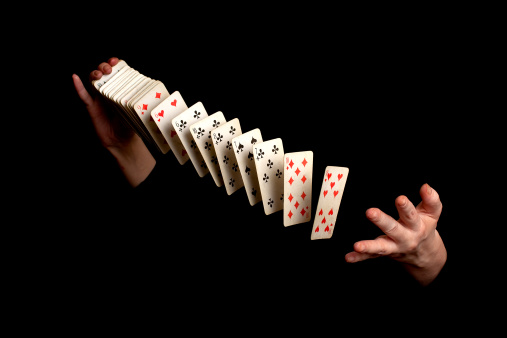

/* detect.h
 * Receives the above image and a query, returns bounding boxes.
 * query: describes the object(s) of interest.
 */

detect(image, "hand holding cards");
[92,60,170,153]
[90,59,350,239]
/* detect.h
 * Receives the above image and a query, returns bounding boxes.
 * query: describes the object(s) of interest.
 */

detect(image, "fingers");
[365,208,408,242]
[418,183,443,221]
[89,69,103,82]
[346,184,443,264]
[72,74,93,107]
[89,57,119,82]
[395,195,421,230]
[108,57,119,66]
[99,61,113,75]
[355,237,398,256]
[345,236,398,263]
[345,251,379,263]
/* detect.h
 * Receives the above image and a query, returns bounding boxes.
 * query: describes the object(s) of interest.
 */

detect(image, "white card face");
[92,59,128,90]
[190,112,227,187]
[232,129,263,206]
[151,91,189,164]
[172,102,210,177]
[254,138,284,215]
[212,118,243,195]
[311,166,349,240]
[283,151,313,227]
[128,79,158,118]
[121,77,152,110]
[132,81,171,154]
[118,77,153,139]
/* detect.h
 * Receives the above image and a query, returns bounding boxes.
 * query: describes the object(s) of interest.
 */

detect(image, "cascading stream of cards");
[91,60,349,239]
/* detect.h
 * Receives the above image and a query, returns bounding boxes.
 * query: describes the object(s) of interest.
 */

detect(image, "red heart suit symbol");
[171,99,177,106]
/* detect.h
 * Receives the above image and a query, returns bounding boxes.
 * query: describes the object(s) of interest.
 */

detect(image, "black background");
[40,10,483,325]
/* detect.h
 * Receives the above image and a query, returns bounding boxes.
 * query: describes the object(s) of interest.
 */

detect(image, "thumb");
[72,74,93,107]
[418,183,443,221]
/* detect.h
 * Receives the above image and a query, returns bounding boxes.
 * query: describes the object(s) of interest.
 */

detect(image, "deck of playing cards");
[91,59,350,240]
[92,59,170,153]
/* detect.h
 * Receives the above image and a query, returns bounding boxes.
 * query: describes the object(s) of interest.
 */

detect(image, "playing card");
[100,66,133,98]
[93,67,146,138]
[151,91,189,164]
[283,151,313,227]
[232,129,263,206]
[108,69,140,101]
[97,64,133,102]
[190,112,227,187]
[89,60,178,154]
[116,76,154,141]
[311,166,349,240]
[172,101,210,177]
[254,138,284,215]
[212,118,243,195]
[119,76,152,127]
[112,71,145,106]
[92,59,129,90]
[118,79,159,146]
[132,81,171,154]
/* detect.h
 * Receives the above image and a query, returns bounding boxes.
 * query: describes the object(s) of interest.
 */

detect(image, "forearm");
[107,134,156,187]
[402,231,447,286]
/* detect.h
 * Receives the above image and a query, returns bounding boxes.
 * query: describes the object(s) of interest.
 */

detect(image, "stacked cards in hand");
[92,60,349,239]
[92,60,170,153]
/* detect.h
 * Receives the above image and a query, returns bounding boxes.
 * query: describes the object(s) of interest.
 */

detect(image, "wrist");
[403,230,447,286]
[107,134,156,187]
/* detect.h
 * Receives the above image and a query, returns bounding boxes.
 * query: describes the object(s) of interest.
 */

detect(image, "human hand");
[72,57,135,149]
[345,183,447,286]
[72,57,155,187]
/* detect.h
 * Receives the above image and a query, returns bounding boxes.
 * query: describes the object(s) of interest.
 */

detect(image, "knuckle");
[405,238,419,252]
[384,222,399,235]
[377,243,389,255]
[406,208,418,221]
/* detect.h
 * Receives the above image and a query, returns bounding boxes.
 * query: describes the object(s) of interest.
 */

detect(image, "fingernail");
[104,65,111,73]
[426,184,432,195]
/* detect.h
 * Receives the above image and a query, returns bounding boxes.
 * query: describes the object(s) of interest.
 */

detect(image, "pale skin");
[345,184,447,286]
[72,57,155,188]
[73,57,447,286]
